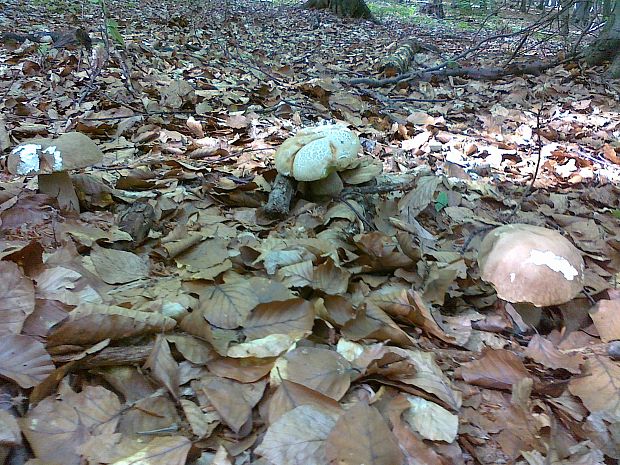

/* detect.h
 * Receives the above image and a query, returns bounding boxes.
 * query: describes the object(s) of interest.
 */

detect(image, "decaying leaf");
[0,334,54,388]
[47,303,176,346]
[325,402,404,465]
[256,405,339,465]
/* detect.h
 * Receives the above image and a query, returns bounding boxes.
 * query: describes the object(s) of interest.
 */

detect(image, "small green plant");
[105,19,125,47]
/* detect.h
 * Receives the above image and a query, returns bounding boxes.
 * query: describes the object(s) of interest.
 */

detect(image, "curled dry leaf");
[273,346,352,400]
[228,333,296,358]
[0,409,21,445]
[256,404,339,465]
[342,301,415,347]
[524,334,582,373]
[207,355,275,383]
[144,335,180,400]
[180,399,220,439]
[110,436,192,465]
[387,395,446,465]
[199,374,267,433]
[0,260,35,335]
[47,303,176,347]
[390,347,463,410]
[402,395,459,443]
[569,357,620,418]
[324,402,404,465]
[200,280,260,329]
[266,379,342,425]
[243,298,315,340]
[589,300,620,343]
[0,334,54,388]
[456,348,532,390]
[90,244,150,284]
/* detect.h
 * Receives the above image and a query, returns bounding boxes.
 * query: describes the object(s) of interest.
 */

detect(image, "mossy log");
[380,38,423,77]
[304,0,373,20]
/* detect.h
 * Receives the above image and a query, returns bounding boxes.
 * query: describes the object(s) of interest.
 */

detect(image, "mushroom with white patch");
[263,124,361,217]
[6,132,104,213]
[477,223,585,327]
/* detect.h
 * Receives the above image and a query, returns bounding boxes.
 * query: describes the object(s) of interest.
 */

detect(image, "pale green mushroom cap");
[275,125,361,182]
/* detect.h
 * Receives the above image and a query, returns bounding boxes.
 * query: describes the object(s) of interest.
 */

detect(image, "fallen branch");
[350,58,571,87]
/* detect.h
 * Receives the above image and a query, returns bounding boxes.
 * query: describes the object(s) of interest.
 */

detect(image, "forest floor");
[0,0,619,464]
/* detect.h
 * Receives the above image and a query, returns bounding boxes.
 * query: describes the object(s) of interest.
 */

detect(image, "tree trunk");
[304,0,374,19]
[586,0,620,77]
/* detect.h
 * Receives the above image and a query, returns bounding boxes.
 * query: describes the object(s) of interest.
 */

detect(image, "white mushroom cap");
[274,125,360,182]
[477,224,585,307]
[7,132,103,175]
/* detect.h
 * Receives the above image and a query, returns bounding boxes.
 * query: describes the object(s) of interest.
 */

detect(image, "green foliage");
[32,0,80,14]
[106,19,125,47]
[37,43,51,56]
[435,191,449,212]
[368,1,418,19]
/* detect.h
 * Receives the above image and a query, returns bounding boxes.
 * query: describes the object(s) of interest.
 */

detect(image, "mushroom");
[477,223,585,327]
[264,124,361,217]
[7,132,104,213]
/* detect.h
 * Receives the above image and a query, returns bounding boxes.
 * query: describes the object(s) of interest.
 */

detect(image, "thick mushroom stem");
[263,173,297,218]
[38,171,80,212]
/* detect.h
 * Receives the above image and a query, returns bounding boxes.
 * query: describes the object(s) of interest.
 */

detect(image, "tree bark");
[304,0,374,20]
[586,0,620,77]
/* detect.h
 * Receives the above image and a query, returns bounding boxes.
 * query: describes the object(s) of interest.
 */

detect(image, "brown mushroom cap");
[477,224,585,307]
[7,132,103,175]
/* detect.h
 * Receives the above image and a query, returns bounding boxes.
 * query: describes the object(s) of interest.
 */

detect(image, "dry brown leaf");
[342,301,415,347]
[391,347,462,410]
[166,334,217,364]
[76,433,143,464]
[275,347,352,400]
[325,402,404,465]
[0,410,21,445]
[47,303,176,346]
[243,298,315,340]
[589,300,620,342]
[313,258,351,295]
[266,379,342,425]
[199,374,267,433]
[402,395,458,442]
[33,265,97,306]
[387,395,446,465]
[180,399,220,439]
[110,436,192,465]
[144,335,180,400]
[0,334,54,388]
[207,355,275,383]
[0,260,35,335]
[200,280,260,329]
[22,299,71,338]
[398,175,442,217]
[403,290,456,344]
[524,334,582,373]
[90,244,149,284]
[457,349,532,390]
[256,404,339,465]
[119,395,181,437]
[228,333,296,358]
[20,385,121,465]
[569,356,620,418]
